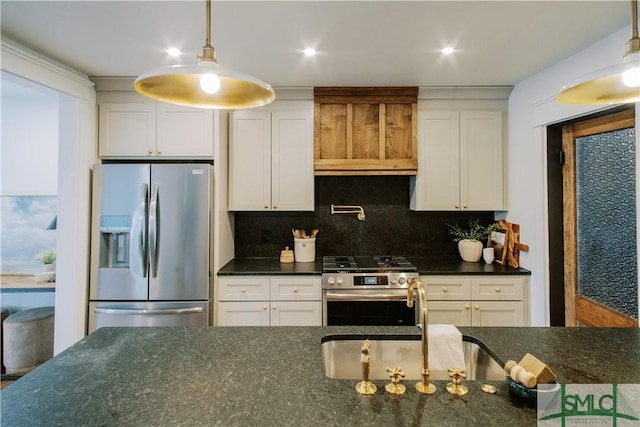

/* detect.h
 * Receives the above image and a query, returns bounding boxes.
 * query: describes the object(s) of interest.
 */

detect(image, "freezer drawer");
[88,301,209,333]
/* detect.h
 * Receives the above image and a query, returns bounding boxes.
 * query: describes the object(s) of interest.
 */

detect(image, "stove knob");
[336,277,344,286]
[398,276,407,285]
[390,277,398,285]
[327,277,336,285]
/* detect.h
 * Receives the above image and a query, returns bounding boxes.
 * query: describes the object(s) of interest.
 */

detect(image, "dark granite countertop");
[217,257,530,276]
[2,326,637,426]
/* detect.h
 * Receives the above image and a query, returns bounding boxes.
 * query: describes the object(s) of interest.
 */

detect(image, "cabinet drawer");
[218,277,270,301]
[471,277,523,301]
[270,277,321,301]
[218,302,270,326]
[421,276,471,300]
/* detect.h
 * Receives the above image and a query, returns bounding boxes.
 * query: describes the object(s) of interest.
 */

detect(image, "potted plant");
[447,220,497,262]
[35,249,56,272]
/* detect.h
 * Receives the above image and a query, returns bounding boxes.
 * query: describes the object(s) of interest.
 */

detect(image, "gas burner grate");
[322,255,417,273]
[322,256,359,272]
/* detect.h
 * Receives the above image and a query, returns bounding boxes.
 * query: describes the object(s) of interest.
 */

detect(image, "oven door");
[323,289,416,326]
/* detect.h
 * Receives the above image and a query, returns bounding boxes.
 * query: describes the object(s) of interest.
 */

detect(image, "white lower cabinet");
[218,276,322,326]
[423,275,529,327]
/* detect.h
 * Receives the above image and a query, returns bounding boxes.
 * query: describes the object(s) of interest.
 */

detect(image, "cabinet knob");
[454,204,459,209]
[474,305,480,310]
[264,205,269,209]
[241,288,246,293]
[443,287,448,293]
[495,288,501,293]
[272,305,277,310]
[465,305,470,310]
[148,148,154,154]
[157,149,162,154]
[273,205,278,209]
[263,305,268,310]
[463,205,468,209]
[293,288,299,293]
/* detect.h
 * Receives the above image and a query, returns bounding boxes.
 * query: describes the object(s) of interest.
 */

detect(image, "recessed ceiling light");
[167,48,181,57]
[303,48,317,56]
[441,47,455,55]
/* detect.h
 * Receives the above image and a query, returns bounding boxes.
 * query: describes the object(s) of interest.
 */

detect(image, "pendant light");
[134,0,275,109]
[556,0,640,105]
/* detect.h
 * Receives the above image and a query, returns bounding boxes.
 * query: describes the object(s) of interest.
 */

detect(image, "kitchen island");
[1,326,638,426]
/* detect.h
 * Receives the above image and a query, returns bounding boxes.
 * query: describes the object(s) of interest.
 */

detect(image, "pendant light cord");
[206,0,211,47]
[199,0,216,63]
[626,0,639,56]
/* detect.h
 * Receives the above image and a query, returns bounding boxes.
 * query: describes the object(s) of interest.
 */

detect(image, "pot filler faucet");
[407,278,437,394]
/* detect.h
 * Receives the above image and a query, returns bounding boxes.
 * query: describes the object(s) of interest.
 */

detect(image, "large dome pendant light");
[556,0,640,105]
[134,0,275,109]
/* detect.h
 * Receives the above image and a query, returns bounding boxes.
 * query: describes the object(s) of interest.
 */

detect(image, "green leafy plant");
[35,249,56,265]
[447,220,497,244]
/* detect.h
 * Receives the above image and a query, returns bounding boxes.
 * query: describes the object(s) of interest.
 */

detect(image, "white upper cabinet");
[98,101,214,159]
[229,101,314,211]
[410,87,510,211]
[459,110,505,210]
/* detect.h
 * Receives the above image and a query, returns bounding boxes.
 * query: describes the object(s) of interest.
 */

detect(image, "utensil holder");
[294,237,315,262]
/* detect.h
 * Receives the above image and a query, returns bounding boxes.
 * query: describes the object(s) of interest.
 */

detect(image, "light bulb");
[200,73,221,94]
[622,66,640,88]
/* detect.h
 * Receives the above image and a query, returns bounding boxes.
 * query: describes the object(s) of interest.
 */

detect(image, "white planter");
[458,239,483,262]
[42,262,55,272]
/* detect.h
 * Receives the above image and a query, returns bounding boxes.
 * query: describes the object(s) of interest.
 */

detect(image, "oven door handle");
[324,292,409,301]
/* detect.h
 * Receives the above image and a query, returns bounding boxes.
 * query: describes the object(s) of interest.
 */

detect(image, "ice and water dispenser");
[99,215,131,269]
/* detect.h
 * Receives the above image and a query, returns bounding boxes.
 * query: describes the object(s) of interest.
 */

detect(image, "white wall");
[508,24,637,326]
[1,36,96,353]
[1,94,59,195]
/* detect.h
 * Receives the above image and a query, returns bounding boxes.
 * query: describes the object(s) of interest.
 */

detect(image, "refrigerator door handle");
[148,182,159,278]
[93,307,204,315]
[129,183,149,278]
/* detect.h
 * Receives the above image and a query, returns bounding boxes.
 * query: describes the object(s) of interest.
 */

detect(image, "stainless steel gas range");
[322,255,419,326]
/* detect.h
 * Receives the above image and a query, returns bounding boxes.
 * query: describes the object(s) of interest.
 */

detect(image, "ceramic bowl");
[508,378,560,407]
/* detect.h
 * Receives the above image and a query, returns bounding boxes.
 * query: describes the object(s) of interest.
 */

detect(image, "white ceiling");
[0,1,632,93]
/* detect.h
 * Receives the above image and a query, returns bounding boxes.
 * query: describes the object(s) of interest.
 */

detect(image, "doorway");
[548,106,638,327]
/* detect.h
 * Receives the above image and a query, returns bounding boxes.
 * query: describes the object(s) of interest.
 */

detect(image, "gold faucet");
[407,278,436,394]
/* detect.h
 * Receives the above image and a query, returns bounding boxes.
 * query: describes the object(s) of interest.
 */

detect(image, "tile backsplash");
[233,176,494,258]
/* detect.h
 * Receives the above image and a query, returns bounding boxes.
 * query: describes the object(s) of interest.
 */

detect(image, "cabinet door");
[270,301,322,326]
[156,104,213,157]
[410,111,460,210]
[218,277,270,301]
[427,301,471,326]
[270,277,321,301]
[218,302,270,326]
[460,111,505,210]
[99,103,156,157]
[471,301,525,326]
[271,110,314,211]
[229,111,272,210]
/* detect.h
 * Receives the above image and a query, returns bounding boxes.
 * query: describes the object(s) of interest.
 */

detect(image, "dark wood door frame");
[562,108,637,327]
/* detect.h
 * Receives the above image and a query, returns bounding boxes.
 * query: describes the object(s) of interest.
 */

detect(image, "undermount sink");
[321,334,505,381]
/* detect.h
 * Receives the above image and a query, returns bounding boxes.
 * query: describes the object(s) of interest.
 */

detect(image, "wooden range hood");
[314,87,418,175]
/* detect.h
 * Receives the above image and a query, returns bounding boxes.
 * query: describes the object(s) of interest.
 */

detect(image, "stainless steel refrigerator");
[88,163,211,332]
